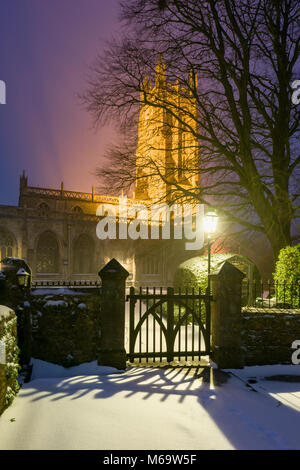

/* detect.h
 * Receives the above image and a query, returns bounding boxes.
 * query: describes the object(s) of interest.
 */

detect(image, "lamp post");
[204,211,218,289]
[16,268,31,366]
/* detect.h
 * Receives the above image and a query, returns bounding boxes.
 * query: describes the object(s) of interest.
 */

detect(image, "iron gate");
[126,286,212,363]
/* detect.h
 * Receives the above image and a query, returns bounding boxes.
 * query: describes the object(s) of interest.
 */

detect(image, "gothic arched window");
[73,234,94,274]
[72,206,83,214]
[36,231,60,273]
[0,231,14,260]
[38,202,50,217]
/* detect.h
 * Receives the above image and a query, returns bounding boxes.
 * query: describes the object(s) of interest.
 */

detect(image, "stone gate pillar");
[98,259,129,370]
[209,261,245,369]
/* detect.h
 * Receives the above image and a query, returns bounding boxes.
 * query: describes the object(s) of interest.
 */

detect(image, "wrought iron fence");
[243,279,300,309]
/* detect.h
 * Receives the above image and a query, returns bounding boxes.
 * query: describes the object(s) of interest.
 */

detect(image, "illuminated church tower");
[135,56,199,202]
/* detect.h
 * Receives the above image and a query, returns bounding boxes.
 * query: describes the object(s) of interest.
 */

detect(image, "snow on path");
[0,362,300,450]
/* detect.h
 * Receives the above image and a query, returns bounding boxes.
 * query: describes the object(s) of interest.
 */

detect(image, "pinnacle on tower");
[188,67,198,93]
[20,170,28,190]
[155,54,166,88]
[142,74,148,89]
[141,74,151,104]
[141,74,150,94]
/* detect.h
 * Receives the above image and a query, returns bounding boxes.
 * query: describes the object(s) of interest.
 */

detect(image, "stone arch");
[36,230,60,274]
[73,233,95,274]
[174,253,261,306]
[0,230,17,260]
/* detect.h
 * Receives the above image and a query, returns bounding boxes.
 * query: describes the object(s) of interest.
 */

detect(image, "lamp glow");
[204,211,218,235]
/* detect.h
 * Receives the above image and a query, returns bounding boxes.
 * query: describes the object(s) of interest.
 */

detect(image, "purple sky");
[0,0,120,205]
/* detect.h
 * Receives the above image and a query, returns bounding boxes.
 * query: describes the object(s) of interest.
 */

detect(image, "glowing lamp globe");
[204,211,218,235]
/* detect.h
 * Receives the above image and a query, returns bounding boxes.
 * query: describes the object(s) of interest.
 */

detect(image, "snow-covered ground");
[226,364,300,413]
[0,360,299,450]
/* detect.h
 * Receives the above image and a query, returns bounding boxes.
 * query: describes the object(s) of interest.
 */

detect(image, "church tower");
[135,56,199,202]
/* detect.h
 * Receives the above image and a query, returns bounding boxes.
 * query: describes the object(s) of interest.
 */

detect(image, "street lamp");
[16,268,30,288]
[16,267,31,367]
[204,210,218,282]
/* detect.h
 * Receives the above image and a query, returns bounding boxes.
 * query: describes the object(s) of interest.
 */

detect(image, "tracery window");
[36,231,59,273]
[38,202,50,217]
[0,231,14,260]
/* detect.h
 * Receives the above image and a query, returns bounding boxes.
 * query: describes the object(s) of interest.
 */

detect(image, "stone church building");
[0,59,220,286]
[0,172,197,286]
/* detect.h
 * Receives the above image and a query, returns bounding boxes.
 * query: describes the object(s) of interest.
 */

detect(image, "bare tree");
[83,0,300,261]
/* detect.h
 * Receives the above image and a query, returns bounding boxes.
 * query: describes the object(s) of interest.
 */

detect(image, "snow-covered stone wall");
[30,293,101,367]
[0,306,20,415]
[242,308,300,365]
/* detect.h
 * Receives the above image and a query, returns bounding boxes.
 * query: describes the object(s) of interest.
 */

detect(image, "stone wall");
[0,306,20,415]
[242,307,300,365]
[30,291,101,367]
